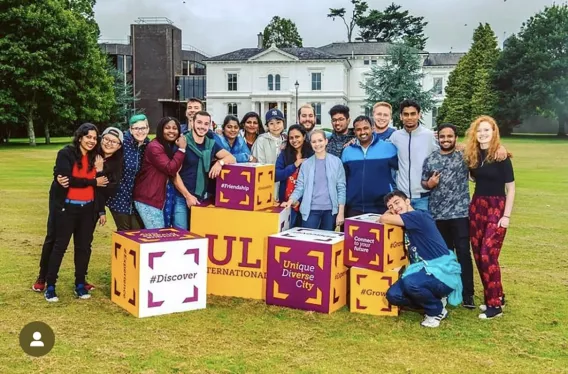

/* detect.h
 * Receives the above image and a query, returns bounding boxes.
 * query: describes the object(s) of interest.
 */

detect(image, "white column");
[251,101,256,112]
[277,101,282,111]
[260,101,265,116]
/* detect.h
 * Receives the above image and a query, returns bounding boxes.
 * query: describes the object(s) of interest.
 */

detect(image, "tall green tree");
[357,3,428,50]
[262,16,303,48]
[493,5,568,136]
[327,0,369,43]
[0,0,115,145]
[108,66,142,130]
[437,23,499,135]
[361,43,434,127]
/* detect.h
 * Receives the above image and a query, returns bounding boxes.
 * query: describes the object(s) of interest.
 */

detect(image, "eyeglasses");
[102,137,121,146]
[131,126,149,132]
[331,117,346,123]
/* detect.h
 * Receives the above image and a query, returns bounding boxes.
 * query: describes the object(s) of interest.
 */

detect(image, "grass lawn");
[0,136,567,373]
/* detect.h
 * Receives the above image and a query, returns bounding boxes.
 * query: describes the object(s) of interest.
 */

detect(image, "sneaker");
[462,295,476,310]
[84,282,95,291]
[74,284,91,299]
[480,295,506,312]
[44,286,59,302]
[479,306,503,319]
[32,278,46,292]
[421,308,448,328]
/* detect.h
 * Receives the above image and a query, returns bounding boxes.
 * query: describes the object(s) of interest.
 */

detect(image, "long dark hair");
[282,124,313,165]
[155,117,181,159]
[222,115,240,130]
[240,112,265,134]
[72,123,99,171]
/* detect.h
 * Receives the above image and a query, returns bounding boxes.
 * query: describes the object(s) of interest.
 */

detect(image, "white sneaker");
[421,308,448,328]
[480,296,506,311]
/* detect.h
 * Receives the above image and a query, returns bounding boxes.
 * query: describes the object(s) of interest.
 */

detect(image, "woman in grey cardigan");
[282,130,346,231]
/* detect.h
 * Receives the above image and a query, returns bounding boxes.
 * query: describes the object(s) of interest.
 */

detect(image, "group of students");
[32,97,516,329]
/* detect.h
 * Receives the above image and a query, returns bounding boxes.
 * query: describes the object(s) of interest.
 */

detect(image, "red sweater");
[67,154,95,201]
[133,140,185,209]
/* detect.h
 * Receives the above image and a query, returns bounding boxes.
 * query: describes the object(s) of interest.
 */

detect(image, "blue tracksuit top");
[341,133,398,213]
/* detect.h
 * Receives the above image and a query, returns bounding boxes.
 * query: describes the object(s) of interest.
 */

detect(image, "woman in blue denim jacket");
[214,115,253,163]
[283,130,346,231]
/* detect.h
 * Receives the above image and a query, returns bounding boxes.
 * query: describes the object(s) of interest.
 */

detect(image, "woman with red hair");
[464,116,516,320]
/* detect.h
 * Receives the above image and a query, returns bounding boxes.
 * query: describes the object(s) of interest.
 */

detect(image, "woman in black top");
[465,116,516,320]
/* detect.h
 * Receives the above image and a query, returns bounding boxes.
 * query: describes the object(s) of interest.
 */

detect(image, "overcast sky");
[94,0,557,56]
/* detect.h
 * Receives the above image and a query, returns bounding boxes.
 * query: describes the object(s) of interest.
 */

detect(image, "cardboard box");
[111,228,207,318]
[190,204,290,299]
[215,163,275,211]
[344,213,408,272]
[266,228,347,313]
[349,266,404,317]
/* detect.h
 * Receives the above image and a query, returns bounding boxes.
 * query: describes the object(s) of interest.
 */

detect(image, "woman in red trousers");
[465,115,516,320]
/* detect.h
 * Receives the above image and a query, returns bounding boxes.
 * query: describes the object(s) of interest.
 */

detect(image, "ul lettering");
[206,234,260,268]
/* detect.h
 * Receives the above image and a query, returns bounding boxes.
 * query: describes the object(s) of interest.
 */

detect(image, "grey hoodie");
[390,125,438,199]
[251,132,285,199]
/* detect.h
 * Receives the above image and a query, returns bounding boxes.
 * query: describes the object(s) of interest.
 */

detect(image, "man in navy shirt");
[174,111,235,229]
[379,190,463,328]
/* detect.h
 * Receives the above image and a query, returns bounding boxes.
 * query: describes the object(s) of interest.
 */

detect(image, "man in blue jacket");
[380,190,463,328]
[341,115,397,217]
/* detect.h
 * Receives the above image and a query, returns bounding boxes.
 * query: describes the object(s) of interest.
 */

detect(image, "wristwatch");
[219,160,225,166]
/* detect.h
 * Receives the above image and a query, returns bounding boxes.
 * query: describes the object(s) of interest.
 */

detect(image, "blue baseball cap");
[265,109,285,123]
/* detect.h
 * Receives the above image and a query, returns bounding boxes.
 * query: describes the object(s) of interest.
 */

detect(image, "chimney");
[257,32,263,48]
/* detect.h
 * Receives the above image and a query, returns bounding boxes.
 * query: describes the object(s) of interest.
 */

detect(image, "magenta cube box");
[266,228,347,314]
[215,163,275,211]
[344,213,407,272]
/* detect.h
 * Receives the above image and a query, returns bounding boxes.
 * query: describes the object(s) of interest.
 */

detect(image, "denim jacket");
[214,134,251,163]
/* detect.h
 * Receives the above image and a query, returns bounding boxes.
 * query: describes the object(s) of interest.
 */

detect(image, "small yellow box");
[349,266,404,317]
[215,163,275,211]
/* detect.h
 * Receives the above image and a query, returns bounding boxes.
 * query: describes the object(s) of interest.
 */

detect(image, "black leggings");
[45,202,96,286]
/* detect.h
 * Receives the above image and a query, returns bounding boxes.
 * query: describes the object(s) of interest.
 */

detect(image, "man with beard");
[174,111,236,228]
[372,101,396,140]
[326,104,355,158]
[390,100,438,212]
[181,98,204,134]
[297,104,317,137]
[421,123,475,309]
[341,115,397,216]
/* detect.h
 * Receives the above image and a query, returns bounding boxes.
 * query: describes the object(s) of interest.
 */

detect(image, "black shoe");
[480,294,506,312]
[462,295,475,310]
[479,306,503,319]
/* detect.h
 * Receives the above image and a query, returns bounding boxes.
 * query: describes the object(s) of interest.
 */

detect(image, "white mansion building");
[204,38,464,129]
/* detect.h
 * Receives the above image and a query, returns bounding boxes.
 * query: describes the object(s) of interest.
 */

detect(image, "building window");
[364,107,372,117]
[370,59,377,65]
[432,106,439,128]
[364,59,370,65]
[311,72,322,91]
[275,74,281,91]
[268,74,273,91]
[228,103,238,117]
[311,102,322,125]
[433,77,443,96]
[125,55,133,83]
[228,73,238,91]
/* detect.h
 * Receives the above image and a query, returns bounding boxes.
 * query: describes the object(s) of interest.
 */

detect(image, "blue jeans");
[386,269,453,316]
[411,196,429,212]
[134,201,165,229]
[173,194,188,230]
[302,210,336,231]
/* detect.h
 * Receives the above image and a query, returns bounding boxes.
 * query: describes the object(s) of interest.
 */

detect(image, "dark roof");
[423,53,466,66]
[318,42,426,56]
[205,47,345,62]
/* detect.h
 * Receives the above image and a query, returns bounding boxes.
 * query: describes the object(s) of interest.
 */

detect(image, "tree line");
[0,0,138,146]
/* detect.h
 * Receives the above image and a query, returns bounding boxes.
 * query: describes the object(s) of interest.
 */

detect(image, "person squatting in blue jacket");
[341,115,398,217]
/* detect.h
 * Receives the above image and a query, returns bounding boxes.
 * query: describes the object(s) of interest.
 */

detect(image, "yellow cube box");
[349,266,404,317]
[215,163,275,211]
[111,228,208,318]
[190,203,290,299]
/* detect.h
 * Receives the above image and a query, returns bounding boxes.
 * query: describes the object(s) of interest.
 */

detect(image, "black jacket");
[49,145,108,217]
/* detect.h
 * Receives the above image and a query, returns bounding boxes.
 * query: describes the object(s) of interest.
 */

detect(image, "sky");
[94,0,558,56]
